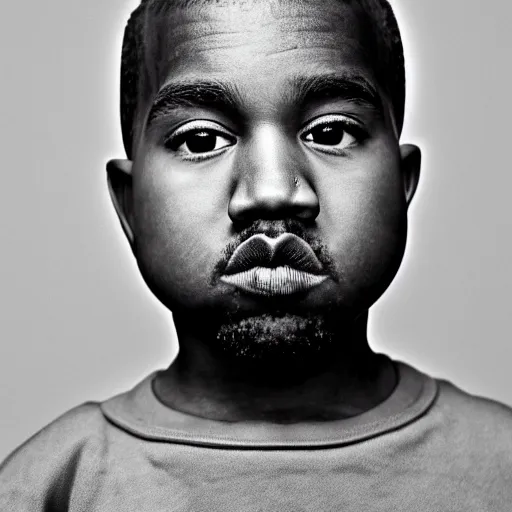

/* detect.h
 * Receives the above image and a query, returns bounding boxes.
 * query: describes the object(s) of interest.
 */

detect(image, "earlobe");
[106,159,135,246]
[399,144,421,207]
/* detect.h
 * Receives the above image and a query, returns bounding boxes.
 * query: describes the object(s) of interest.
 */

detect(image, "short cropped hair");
[120,0,405,159]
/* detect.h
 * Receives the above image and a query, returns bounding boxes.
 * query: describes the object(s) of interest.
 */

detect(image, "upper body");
[3,0,509,508]
[2,361,512,511]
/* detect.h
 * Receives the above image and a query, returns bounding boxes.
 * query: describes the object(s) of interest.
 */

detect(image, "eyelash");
[164,120,236,162]
[299,114,368,155]
[163,115,367,161]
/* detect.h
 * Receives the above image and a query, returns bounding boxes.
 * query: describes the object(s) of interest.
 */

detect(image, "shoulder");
[2,402,108,465]
[0,402,109,509]
[431,378,512,456]
[435,379,512,427]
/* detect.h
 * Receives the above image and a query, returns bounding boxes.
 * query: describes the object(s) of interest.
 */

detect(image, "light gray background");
[1,0,511,460]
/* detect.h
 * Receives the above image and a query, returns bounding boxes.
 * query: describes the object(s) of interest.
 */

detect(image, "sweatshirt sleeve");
[0,403,106,512]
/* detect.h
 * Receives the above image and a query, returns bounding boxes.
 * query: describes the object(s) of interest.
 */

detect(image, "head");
[107,0,421,362]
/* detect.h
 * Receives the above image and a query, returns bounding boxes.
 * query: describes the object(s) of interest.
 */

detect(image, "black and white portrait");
[1,0,512,509]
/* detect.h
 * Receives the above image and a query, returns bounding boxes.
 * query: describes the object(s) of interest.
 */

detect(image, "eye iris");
[311,123,344,146]
[186,131,217,153]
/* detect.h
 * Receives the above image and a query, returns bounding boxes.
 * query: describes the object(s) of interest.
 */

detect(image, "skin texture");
[107,0,421,422]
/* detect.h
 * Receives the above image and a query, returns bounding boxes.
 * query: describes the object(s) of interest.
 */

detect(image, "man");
[1,0,511,509]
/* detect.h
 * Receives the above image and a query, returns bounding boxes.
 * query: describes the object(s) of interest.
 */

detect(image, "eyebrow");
[289,73,383,114]
[146,80,241,128]
[146,72,382,129]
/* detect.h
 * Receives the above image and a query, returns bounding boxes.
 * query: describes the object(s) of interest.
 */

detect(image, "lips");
[220,233,328,296]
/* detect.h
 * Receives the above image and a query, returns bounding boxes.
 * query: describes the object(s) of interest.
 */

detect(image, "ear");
[399,144,421,207]
[106,159,135,246]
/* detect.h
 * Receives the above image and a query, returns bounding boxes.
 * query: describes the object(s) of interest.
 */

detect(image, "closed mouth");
[220,233,328,296]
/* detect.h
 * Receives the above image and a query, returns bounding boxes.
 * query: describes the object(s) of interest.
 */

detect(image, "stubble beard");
[214,310,342,367]
[208,219,347,369]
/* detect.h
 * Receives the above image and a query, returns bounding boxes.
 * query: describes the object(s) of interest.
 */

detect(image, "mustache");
[211,220,339,284]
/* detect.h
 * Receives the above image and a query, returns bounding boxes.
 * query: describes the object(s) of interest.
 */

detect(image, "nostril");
[295,202,320,220]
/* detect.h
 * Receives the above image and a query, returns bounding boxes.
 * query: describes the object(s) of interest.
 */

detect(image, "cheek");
[318,150,407,303]
[131,154,229,306]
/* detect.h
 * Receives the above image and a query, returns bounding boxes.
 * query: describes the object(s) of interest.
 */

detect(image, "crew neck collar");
[101,361,438,449]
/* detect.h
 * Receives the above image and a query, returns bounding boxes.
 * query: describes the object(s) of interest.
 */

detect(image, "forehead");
[143,0,377,108]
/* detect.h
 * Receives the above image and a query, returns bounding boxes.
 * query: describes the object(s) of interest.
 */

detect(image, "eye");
[300,114,366,155]
[165,120,236,161]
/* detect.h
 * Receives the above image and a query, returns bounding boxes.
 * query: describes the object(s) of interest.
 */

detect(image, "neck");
[154,312,397,423]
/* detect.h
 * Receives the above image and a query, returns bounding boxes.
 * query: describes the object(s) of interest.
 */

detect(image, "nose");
[228,124,319,223]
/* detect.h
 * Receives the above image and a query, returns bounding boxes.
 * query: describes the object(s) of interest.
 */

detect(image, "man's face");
[116,0,418,351]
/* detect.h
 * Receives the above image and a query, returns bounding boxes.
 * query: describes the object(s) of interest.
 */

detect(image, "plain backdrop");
[1,0,511,460]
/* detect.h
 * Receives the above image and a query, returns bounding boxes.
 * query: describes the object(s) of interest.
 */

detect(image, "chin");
[214,312,339,363]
